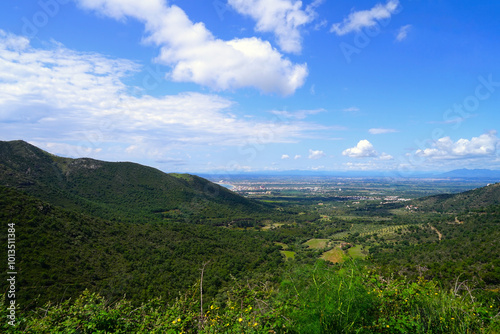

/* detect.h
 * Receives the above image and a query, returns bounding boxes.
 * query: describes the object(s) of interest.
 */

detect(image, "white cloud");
[343,106,360,112]
[331,0,399,36]
[270,108,326,120]
[342,140,378,158]
[76,0,307,95]
[281,154,290,159]
[343,161,376,170]
[308,149,325,159]
[379,152,394,160]
[228,0,320,54]
[396,24,411,42]
[30,141,103,158]
[0,32,317,162]
[369,128,398,135]
[415,131,499,160]
[294,154,301,159]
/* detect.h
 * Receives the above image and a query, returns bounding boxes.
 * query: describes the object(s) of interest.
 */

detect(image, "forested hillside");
[0,140,270,223]
[0,185,282,308]
[414,182,500,213]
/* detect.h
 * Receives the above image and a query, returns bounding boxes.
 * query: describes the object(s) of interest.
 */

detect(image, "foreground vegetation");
[2,261,499,333]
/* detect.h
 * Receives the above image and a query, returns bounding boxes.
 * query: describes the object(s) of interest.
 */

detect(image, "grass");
[261,222,286,230]
[347,245,367,259]
[304,238,329,249]
[275,242,288,249]
[320,247,347,263]
[281,250,296,260]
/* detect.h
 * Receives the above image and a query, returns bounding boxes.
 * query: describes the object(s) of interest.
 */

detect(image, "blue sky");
[1,0,500,174]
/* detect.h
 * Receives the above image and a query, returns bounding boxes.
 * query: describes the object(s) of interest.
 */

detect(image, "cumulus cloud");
[308,149,325,159]
[294,154,302,159]
[342,140,393,160]
[76,0,307,95]
[342,140,378,158]
[369,128,398,135]
[415,131,499,160]
[228,0,321,54]
[331,0,399,36]
[0,31,317,161]
[281,154,290,159]
[396,24,411,42]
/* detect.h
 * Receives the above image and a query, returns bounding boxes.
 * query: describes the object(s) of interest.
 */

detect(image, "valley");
[1,141,499,333]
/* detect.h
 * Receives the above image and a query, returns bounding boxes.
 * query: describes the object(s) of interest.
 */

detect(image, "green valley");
[1,140,499,333]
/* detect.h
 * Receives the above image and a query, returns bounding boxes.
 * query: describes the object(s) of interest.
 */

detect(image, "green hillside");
[0,140,269,223]
[0,185,282,308]
[414,182,500,213]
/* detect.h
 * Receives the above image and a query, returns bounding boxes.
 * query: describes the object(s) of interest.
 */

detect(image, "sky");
[1,0,500,175]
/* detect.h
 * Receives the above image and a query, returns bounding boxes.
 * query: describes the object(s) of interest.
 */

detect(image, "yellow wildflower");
[238,318,243,322]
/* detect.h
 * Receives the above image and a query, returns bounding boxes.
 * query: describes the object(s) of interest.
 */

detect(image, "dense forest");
[1,140,499,333]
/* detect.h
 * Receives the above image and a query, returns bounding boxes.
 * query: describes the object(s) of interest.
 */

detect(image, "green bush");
[2,262,499,333]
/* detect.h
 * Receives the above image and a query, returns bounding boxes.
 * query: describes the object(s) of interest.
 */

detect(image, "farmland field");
[304,238,329,249]
[348,245,367,259]
[321,247,346,263]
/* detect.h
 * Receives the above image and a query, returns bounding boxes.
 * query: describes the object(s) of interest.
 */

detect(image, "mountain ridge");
[0,140,269,223]
[414,181,500,212]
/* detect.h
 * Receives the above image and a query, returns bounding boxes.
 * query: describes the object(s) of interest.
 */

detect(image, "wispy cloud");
[396,24,411,42]
[331,0,399,36]
[270,108,326,120]
[308,149,325,159]
[379,152,394,160]
[369,128,398,135]
[343,106,360,112]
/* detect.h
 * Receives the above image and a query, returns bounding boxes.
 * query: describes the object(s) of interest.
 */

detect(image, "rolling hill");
[414,182,500,212]
[0,140,269,223]
[0,140,283,308]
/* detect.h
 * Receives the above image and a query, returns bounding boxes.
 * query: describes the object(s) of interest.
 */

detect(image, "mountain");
[415,181,500,212]
[439,168,500,179]
[0,140,283,307]
[0,140,269,223]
